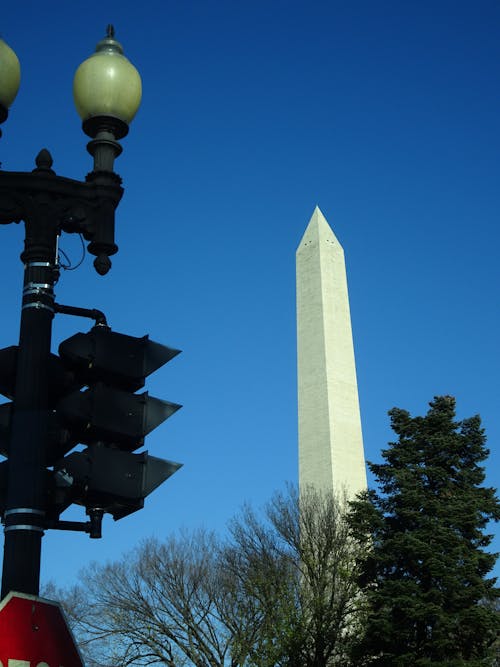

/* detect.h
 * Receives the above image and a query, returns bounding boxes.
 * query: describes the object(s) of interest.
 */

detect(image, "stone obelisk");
[296,206,367,500]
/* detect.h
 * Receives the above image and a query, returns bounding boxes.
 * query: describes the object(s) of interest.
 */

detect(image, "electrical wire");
[58,233,86,271]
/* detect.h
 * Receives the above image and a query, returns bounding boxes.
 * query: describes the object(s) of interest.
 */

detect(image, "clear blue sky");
[1,0,499,588]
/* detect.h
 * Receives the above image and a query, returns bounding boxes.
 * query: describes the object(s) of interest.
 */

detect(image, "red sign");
[0,591,83,666]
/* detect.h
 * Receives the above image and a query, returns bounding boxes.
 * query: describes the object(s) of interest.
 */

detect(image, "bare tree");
[53,530,243,666]
[52,487,363,666]
[224,485,365,666]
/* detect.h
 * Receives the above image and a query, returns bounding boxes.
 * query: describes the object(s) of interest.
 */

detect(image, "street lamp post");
[0,26,141,598]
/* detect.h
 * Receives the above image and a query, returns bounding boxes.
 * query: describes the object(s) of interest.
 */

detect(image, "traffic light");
[0,346,17,401]
[0,347,17,513]
[50,325,182,527]
[0,346,83,462]
[0,404,10,458]
[58,327,180,391]
[57,382,180,450]
[0,325,182,534]
[0,345,82,406]
[54,445,181,520]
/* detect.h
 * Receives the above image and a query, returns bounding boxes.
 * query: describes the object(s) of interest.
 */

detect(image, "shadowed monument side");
[296,206,367,500]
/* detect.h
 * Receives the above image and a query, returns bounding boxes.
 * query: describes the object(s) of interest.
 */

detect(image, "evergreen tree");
[349,396,500,666]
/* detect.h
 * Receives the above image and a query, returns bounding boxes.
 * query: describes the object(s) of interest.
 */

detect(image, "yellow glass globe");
[73,32,141,125]
[0,38,21,109]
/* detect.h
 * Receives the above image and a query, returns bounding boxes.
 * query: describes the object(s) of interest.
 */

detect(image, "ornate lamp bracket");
[0,149,123,275]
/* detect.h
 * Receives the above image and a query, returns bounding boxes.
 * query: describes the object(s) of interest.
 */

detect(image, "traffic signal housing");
[58,328,180,392]
[0,326,182,533]
[50,325,182,526]
[54,445,181,520]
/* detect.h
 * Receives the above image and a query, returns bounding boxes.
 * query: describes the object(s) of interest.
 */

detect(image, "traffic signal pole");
[0,29,182,605]
[1,193,57,598]
[0,151,181,598]
[0,147,123,598]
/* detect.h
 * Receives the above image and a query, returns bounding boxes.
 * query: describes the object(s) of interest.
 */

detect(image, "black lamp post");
[0,27,141,598]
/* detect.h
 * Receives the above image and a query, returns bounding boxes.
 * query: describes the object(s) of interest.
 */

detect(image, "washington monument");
[296,206,367,499]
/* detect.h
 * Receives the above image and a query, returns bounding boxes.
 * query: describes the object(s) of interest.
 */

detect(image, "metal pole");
[1,209,57,597]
